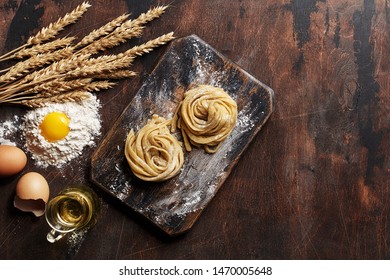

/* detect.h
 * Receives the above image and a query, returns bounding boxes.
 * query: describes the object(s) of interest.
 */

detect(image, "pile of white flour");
[21,93,101,168]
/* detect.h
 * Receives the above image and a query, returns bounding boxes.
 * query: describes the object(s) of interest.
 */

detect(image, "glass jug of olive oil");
[45,186,100,243]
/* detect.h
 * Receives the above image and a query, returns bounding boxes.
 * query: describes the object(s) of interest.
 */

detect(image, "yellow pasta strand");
[124,114,184,182]
[172,85,238,153]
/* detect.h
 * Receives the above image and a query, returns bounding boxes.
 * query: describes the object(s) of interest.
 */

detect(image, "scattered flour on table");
[0,116,19,145]
[21,93,101,168]
[66,229,87,257]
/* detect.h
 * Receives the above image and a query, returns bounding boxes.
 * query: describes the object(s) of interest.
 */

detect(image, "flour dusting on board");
[237,104,257,132]
[124,79,177,133]
[138,165,224,224]
[192,41,226,88]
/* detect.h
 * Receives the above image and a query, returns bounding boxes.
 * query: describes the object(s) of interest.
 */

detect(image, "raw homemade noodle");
[172,84,238,153]
[124,114,184,182]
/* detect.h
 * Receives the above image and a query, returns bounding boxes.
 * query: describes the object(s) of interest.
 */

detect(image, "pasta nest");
[172,85,238,153]
[125,115,184,182]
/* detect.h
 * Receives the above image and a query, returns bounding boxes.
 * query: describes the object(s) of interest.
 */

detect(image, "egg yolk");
[40,112,70,142]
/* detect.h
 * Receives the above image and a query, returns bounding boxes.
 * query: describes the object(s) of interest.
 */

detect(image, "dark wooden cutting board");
[90,35,274,236]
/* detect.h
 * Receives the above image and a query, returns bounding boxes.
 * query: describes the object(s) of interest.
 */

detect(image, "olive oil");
[45,186,99,243]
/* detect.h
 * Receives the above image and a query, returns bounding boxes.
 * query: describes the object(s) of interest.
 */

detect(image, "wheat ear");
[0,2,89,62]
[27,2,91,45]
[76,5,167,56]
[19,53,90,85]
[14,91,92,108]
[93,70,137,80]
[129,5,168,28]
[0,3,174,107]
[27,78,93,97]
[11,37,76,59]
[76,26,144,56]
[75,31,174,69]
[0,47,74,84]
[64,55,134,79]
[125,32,175,57]
[83,80,117,92]
[75,14,129,49]
[0,78,93,104]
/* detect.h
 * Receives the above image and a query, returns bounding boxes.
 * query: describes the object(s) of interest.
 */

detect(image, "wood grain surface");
[0,0,389,259]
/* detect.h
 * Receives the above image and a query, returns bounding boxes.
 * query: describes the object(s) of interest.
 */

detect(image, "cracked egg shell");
[14,172,49,217]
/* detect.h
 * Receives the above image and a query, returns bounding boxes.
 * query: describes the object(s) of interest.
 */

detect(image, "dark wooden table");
[0,0,389,259]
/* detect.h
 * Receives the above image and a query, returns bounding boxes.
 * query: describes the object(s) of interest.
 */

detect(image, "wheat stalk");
[109,5,167,38]
[76,5,167,56]
[82,54,122,66]
[76,26,144,56]
[28,2,91,45]
[93,70,137,80]
[0,2,90,62]
[19,53,90,86]
[0,54,88,95]
[0,78,84,100]
[14,91,92,108]
[77,32,174,69]
[0,78,91,104]
[129,5,168,28]
[83,80,117,92]
[28,78,93,97]
[125,32,175,57]
[0,30,174,100]
[0,47,74,84]
[64,55,135,79]
[12,37,76,59]
[0,3,174,108]
[75,14,129,49]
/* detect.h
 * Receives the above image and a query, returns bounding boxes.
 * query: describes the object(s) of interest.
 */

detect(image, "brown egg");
[14,172,50,217]
[0,145,27,177]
